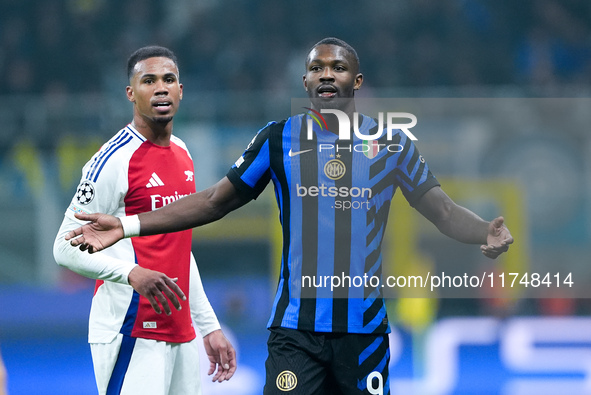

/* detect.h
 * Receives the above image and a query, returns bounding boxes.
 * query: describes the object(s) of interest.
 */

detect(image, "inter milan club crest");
[76,181,95,205]
[276,370,297,391]
[324,159,346,180]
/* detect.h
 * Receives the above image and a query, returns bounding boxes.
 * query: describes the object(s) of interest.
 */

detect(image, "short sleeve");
[394,134,440,207]
[226,122,277,200]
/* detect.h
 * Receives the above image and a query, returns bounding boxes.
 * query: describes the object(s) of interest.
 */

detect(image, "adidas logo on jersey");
[146,172,165,188]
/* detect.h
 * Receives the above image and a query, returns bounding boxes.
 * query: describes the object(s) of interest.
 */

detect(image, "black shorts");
[264,327,390,395]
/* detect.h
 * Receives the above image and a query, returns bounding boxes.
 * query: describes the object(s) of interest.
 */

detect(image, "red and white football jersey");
[54,124,218,344]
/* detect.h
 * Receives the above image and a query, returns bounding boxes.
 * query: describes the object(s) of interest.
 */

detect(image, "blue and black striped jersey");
[227,113,440,334]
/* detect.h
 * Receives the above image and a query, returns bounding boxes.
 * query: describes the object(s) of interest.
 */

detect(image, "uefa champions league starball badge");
[76,181,95,205]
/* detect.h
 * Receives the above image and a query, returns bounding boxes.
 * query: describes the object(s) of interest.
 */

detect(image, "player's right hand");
[65,213,124,253]
[127,266,186,315]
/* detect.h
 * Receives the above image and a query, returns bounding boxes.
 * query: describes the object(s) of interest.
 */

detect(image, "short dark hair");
[127,46,178,80]
[308,37,360,71]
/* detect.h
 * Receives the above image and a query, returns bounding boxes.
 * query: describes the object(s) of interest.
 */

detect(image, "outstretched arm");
[55,216,185,315]
[140,176,249,235]
[414,186,513,259]
[66,177,250,253]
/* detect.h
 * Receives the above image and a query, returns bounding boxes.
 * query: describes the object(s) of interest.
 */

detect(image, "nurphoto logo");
[305,108,418,142]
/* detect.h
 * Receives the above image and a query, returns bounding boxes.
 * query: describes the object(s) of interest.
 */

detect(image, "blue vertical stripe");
[120,290,140,336]
[283,116,302,326]
[106,335,137,395]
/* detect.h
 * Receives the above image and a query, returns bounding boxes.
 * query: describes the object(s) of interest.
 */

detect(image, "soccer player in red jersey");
[54,46,236,395]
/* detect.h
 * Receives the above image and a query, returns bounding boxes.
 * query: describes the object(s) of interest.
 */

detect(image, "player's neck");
[132,119,173,146]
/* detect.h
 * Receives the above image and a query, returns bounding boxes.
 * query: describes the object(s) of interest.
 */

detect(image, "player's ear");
[303,75,308,92]
[354,73,363,90]
[179,83,183,100]
[126,86,135,102]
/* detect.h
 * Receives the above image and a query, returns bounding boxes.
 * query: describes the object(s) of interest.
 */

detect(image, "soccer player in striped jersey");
[66,38,513,394]
[53,46,236,395]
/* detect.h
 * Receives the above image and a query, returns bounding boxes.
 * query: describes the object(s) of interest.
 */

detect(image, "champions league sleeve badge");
[75,181,96,205]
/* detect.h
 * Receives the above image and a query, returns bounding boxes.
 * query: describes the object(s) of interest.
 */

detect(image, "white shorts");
[91,334,201,395]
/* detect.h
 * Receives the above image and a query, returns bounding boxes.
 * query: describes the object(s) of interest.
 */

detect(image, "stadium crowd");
[2,0,591,97]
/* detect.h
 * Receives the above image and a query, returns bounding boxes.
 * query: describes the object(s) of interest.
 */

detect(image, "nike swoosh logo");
[288,148,313,157]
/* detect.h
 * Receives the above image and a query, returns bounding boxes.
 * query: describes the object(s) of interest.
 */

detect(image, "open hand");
[65,213,123,253]
[480,216,514,259]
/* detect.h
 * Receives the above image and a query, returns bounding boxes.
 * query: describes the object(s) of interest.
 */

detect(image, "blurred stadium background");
[1,0,591,394]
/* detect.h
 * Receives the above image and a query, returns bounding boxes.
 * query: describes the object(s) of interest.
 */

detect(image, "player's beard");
[153,115,173,124]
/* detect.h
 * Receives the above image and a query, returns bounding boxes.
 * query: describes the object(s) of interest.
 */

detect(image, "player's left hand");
[203,329,237,382]
[480,216,514,259]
